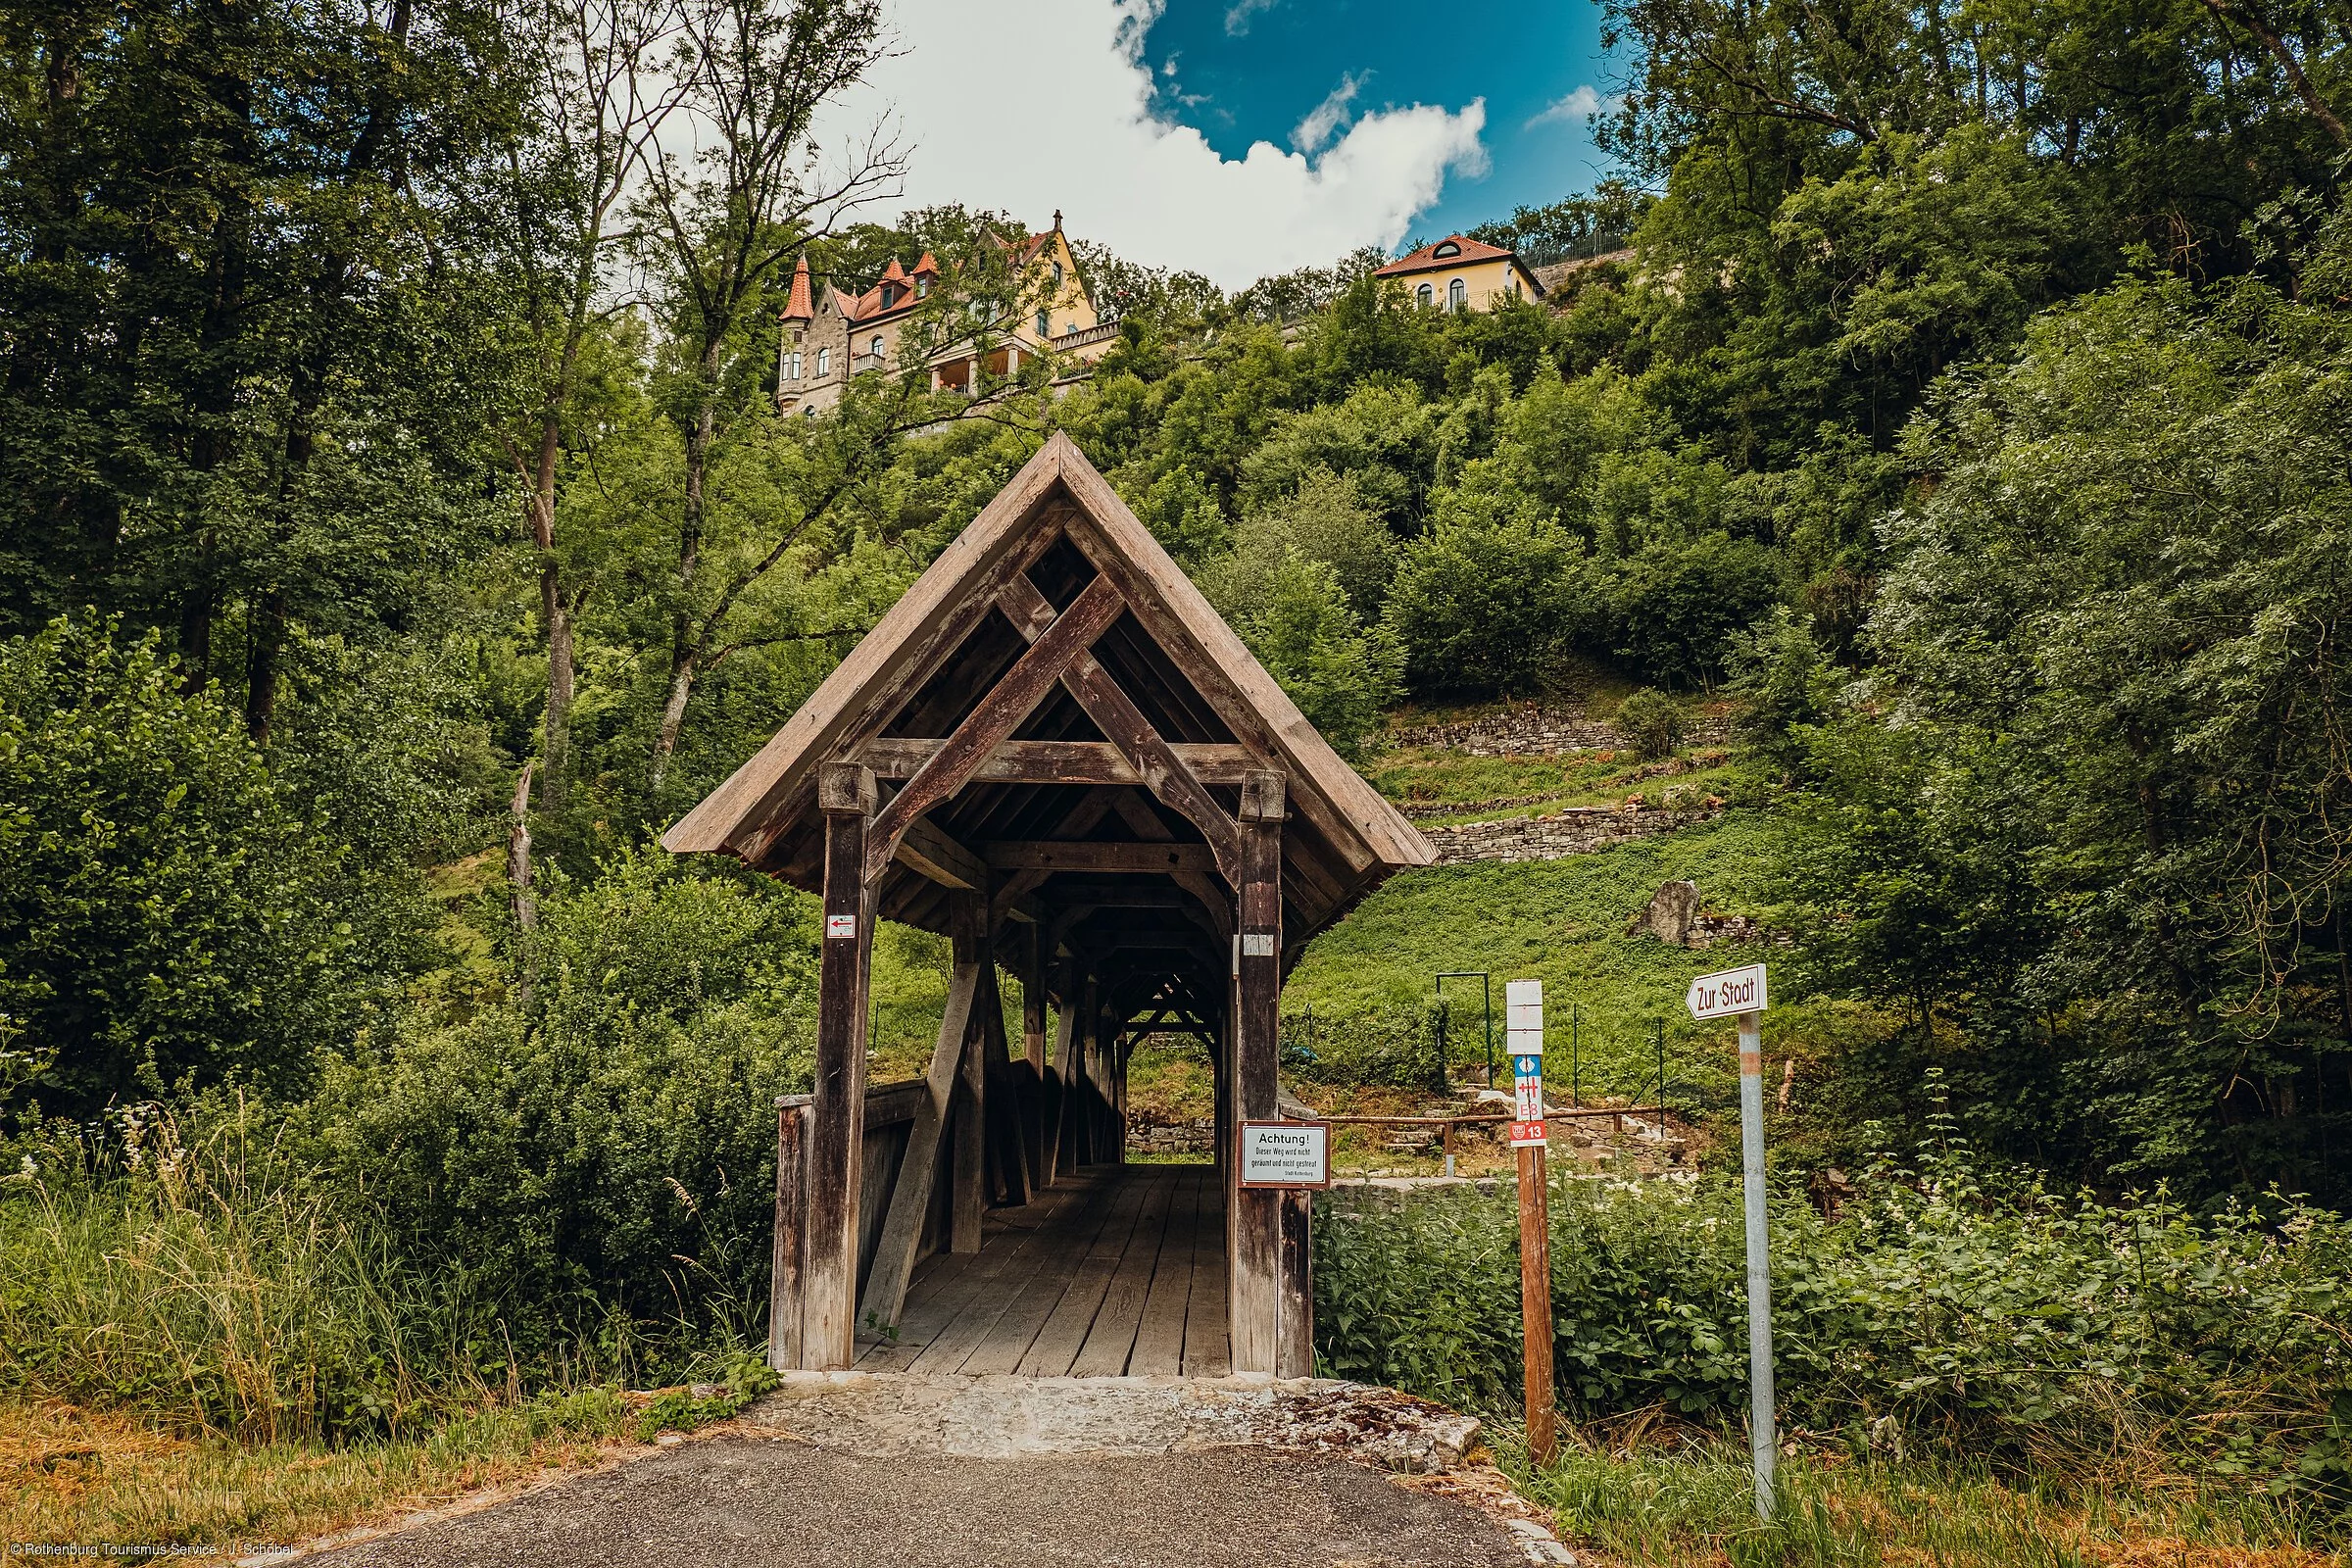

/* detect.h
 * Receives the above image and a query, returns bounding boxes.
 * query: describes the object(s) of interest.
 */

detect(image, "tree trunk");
[527,417,574,808]
[649,657,696,794]
[650,349,721,792]
[245,588,287,744]
[509,761,537,1009]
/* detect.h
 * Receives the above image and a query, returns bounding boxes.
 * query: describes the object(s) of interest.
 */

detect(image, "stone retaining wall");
[1421,805,1719,864]
[1129,1117,1213,1155]
[1389,706,1738,756]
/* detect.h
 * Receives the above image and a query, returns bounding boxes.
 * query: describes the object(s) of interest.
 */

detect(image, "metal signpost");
[1686,962,1775,1521]
[1506,979,1557,1465]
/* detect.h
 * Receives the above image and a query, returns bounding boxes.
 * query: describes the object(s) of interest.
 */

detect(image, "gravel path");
[296,1434,1529,1567]
[278,1375,1560,1568]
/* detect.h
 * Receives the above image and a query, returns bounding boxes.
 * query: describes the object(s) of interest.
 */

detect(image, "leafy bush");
[1607,536,1784,689]
[1613,688,1685,760]
[1316,1146,2352,1513]
[0,615,422,1120]
[300,846,816,1358]
[1208,545,1401,759]
[1385,471,1595,696]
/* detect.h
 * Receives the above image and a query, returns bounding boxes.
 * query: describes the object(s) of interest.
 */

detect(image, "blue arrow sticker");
[1513,1054,1543,1078]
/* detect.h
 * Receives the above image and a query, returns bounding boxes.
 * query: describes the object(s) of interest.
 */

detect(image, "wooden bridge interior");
[665,434,1430,1378]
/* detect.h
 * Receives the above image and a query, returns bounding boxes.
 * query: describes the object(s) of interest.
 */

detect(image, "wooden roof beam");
[856,736,1255,786]
[998,573,1244,889]
[861,574,1125,886]
[985,841,1216,874]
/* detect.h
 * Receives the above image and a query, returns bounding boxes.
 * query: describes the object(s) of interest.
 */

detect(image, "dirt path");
[271,1375,1577,1568]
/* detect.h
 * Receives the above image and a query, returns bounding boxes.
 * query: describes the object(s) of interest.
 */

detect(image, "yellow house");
[778,211,1113,416]
[1374,234,1546,312]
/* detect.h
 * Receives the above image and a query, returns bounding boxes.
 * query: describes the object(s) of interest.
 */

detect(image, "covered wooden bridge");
[663,434,1432,1377]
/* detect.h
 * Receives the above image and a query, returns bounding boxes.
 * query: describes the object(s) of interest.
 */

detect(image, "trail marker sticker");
[1239,1121,1331,1188]
[825,913,858,941]
[1507,980,1547,1147]
[1686,963,1769,1020]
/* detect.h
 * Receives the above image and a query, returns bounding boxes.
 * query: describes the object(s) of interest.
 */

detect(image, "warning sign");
[1238,1121,1330,1188]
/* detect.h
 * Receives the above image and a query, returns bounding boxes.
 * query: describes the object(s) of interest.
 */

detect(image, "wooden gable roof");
[663,432,1432,953]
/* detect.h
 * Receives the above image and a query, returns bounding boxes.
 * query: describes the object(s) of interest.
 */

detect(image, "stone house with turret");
[777,211,1118,416]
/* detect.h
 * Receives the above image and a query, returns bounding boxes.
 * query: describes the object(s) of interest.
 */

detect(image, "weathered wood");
[997,573,1244,889]
[1128,1166,1203,1376]
[863,574,1127,886]
[1049,997,1077,1177]
[894,816,987,890]
[950,895,990,1254]
[858,736,1257,786]
[983,841,1216,875]
[1060,1164,1179,1376]
[1228,769,1285,1374]
[977,960,1032,1209]
[882,1173,1111,1374]
[768,1096,811,1371]
[856,962,978,1331]
[808,761,877,1370]
[1277,1188,1313,1377]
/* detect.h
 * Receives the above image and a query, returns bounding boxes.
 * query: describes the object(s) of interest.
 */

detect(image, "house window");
[787,352,803,380]
[1037,309,1052,337]
[870,334,884,357]
[1506,272,1520,299]
[1052,261,1063,288]
[816,347,829,374]
[880,283,895,309]
[1434,240,1461,258]
[916,275,928,297]
[1416,281,1434,307]
[1448,277,1467,311]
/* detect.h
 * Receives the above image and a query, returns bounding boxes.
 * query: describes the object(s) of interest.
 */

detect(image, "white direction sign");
[1686,963,1769,1021]
[1239,1121,1331,1188]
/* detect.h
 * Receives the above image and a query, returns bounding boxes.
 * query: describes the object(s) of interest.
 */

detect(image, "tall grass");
[0,1102,475,1441]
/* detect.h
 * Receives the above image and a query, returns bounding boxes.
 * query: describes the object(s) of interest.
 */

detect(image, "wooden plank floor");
[856,1164,1229,1377]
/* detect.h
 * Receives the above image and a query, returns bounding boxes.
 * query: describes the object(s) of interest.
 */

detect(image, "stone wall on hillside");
[1389,705,1739,757]
[1422,805,1720,864]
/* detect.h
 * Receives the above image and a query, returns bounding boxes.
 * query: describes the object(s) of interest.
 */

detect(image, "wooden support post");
[768,1095,811,1371]
[1021,925,1049,1190]
[1278,1188,1313,1377]
[1230,769,1285,1374]
[808,761,876,1370]
[856,963,977,1331]
[1519,1140,1557,1464]
[978,956,1031,1208]
[1050,992,1077,1177]
[951,892,988,1253]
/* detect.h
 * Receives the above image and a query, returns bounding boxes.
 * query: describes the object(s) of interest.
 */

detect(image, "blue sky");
[1137,0,1616,243]
[842,0,1620,287]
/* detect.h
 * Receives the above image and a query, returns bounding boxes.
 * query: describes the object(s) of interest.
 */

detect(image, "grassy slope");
[1281,811,1798,1105]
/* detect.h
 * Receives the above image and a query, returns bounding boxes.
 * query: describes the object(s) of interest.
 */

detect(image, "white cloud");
[1223,0,1276,36]
[824,0,1489,289]
[1291,73,1362,153]
[1526,84,1616,130]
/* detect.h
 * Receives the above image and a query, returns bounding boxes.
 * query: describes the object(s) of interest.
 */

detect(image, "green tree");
[0,618,425,1119]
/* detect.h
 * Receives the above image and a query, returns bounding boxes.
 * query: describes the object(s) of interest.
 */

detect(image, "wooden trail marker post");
[1506,978,1556,1466]
[1687,961,1775,1521]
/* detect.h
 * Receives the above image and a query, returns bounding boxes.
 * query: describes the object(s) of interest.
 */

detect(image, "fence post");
[769,1094,811,1372]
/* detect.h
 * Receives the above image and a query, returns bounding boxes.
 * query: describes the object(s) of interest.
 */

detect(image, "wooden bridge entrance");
[664,434,1431,1377]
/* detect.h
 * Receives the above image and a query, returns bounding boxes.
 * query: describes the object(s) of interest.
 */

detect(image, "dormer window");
[916,275,928,297]
[1433,240,1461,258]
[880,283,897,309]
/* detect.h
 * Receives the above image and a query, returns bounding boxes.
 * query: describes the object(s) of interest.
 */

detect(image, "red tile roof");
[1374,235,1521,279]
[780,254,813,321]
